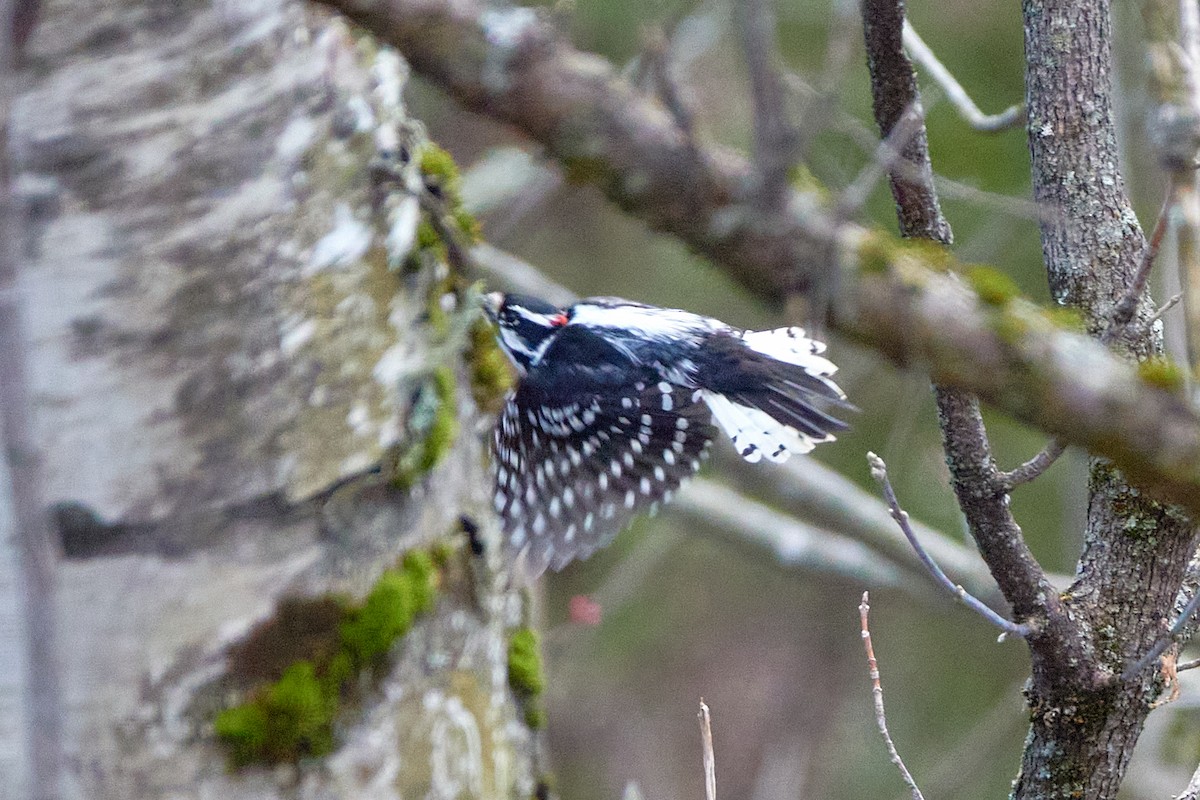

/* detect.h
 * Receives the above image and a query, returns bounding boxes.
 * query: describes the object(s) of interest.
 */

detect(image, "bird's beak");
[482,291,504,323]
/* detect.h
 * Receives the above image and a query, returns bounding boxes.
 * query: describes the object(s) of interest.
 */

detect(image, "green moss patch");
[966,265,1022,306]
[1138,356,1187,393]
[507,627,547,729]
[413,142,482,258]
[467,318,515,411]
[390,366,461,490]
[215,551,439,768]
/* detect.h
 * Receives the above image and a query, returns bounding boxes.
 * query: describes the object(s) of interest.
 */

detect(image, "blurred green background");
[411,0,1181,797]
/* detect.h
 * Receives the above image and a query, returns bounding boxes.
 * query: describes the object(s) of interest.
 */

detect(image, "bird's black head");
[483,292,569,374]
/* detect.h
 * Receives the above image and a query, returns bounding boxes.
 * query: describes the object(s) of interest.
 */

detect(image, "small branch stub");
[698,699,716,800]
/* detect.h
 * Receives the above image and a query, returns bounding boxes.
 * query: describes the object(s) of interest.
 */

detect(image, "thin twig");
[1147,292,1183,327]
[836,97,933,221]
[1102,175,1176,346]
[999,439,1067,491]
[786,71,1052,223]
[868,452,1031,639]
[698,699,716,800]
[859,592,925,800]
[901,21,1024,133]
[1122,589,1200,680]
[1177,656,1200,671]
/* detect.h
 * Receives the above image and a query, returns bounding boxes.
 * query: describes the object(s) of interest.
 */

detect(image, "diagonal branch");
[860,0,951,243]
[316,0,1200,517]
[868,453,1031,638]
[901,21,1024,133]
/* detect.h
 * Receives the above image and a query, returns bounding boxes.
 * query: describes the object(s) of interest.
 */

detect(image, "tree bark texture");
[3,1,536,797]
[1019,1,1198,797]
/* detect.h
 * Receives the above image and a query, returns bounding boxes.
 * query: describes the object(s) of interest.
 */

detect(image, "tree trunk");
[2,1,537,797]
[1018,1,1198,797]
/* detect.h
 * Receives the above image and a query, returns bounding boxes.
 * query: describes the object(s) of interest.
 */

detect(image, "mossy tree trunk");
[1,1,537,798]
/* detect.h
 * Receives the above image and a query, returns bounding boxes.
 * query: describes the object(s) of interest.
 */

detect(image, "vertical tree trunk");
[1018,1,1197,797]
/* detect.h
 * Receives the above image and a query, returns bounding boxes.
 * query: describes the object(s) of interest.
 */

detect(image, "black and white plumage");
[483,292,851,577]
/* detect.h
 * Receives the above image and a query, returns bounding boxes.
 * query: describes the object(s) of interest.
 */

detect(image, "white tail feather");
[741,328,839,376]
[702,391,828,463]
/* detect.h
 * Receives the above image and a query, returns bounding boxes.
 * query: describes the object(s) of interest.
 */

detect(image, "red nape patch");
[551,313,569,327]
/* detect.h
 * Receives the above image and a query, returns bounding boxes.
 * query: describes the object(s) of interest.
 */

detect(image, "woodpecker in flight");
[483,292,850,578]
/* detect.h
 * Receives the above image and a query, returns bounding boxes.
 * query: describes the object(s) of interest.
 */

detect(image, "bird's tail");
[702,327,851,463]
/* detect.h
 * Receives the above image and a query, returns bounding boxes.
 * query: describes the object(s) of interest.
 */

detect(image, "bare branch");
[901,21,1025,133]
[1000,440,1067,491]
[1102,176,1175,346]
[867,453,1031,638]
[319,0,1200,517]
[1148,292,1184,327]
[736,0,798,208]
[738,455,1041,601]
[675,479,910,588]
[835,97,932,222]
[861,0,953,243]
[859,592,925,800]
[787,71,1050,222]
[933,391,1070,633]
[698,699,716,800]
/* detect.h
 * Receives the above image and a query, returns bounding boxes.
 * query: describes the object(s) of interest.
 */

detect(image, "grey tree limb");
[315,0,1200,518]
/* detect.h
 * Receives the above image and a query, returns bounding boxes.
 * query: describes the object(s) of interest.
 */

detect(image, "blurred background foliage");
[409,0,1177,797]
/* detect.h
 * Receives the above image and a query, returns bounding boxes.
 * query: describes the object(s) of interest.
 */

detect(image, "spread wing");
[491,326,716,578]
